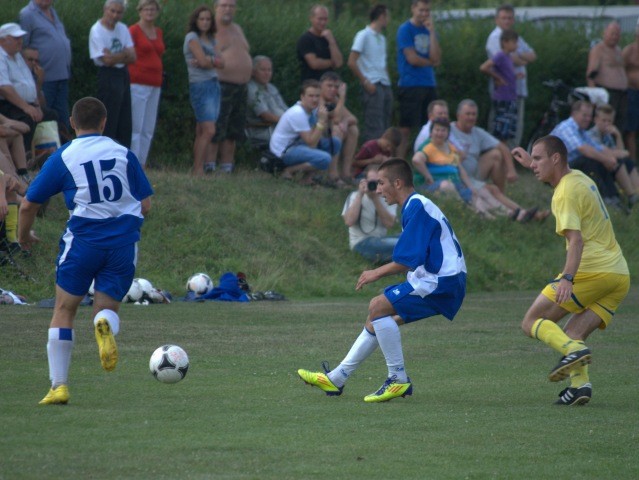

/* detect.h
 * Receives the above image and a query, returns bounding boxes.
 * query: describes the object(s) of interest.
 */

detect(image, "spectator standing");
[297,4,344,82]
[622,19,639,162]
[208,0,252,174]
[481,30,520,155]
[586,22,628,133]
[19,0,72,131]
[89,0,136,148]
[128,0,165,167]
[347,4,392,143]
[550,100,635,209]
[246,55,288,149]
[342,165,398,263]
[269,80,340,186]
[183,5,223,177]
[485,4,536,148]
[396,0,441,159]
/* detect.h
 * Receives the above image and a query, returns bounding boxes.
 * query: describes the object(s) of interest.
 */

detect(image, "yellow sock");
[570,364,590,388]
[531,319,583,355]
[6,203,17,243]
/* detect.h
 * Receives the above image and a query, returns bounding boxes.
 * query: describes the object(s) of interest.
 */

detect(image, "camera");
[367,180,378,192]
[325,102,336,112]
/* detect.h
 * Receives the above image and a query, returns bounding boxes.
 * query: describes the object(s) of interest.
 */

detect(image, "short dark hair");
[496,4,515,15]
[500,29,518,43]
[188,5,216,36]
[412,0,430,6]
[319,71,341,84]
[427,99,448,116]
[430,117,451,133]
[595,103,615,116]
[382,127,402,148]
[571,99,593,114]
[379,158,414,188]
[300,79,320,95]
[370,4,387,22]
[72,97,107,131]
[533,135,568,164]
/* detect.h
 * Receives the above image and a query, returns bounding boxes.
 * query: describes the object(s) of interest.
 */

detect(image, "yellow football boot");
[39,385,70,405]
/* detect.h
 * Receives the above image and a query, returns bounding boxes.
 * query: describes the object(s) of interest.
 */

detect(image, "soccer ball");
[186,273,213,296]
[125,279,144,303]
[135,278,153,298]
[149,345,189,384]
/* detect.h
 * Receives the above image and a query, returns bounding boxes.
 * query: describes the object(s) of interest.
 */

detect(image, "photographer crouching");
[342,165,398,263]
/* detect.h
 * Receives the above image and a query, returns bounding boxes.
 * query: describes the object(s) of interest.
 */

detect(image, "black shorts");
[212,82,248,142]
[398,86,437,128]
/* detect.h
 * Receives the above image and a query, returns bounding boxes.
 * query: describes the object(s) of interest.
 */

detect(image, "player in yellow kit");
[512,135,630,406]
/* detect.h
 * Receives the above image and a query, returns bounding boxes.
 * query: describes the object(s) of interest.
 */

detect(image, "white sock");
[219,163,234,173]
[94,309,120,336]
[327,328,378,387]
[47,328,74,388]
[371,316,408,383]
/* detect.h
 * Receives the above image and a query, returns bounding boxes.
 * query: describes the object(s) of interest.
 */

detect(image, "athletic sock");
[570,363,590,388]
[47,328,74,388]
[371,316,408,383]
[219,163,234,173]
[94,309,120,335]
[531,318,585,355]
[5,203,17,243]
[327,328,378,387]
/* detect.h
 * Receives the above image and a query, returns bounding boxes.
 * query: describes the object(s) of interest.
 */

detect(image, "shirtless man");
[587,22,628,133]
[622,20,639,162]
[208,0,252,173]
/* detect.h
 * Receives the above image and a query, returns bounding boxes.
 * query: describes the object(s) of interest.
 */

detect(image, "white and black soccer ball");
[125,278,144,303]
[135,278,154,298]
[186,273,213,296]
[149,345,189,384]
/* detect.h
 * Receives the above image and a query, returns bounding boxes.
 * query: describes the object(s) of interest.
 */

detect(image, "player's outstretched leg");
[94,309,120,372]
[297,361,344,396]
[39,385,70,405]
[555,383,592,406]
[364,375,413,403]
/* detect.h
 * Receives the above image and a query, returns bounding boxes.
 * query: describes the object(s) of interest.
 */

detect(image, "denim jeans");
[282,136,341,170]
[353,235,399,263]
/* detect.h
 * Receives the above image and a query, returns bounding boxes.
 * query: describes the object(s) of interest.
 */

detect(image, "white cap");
[0,23,27,39]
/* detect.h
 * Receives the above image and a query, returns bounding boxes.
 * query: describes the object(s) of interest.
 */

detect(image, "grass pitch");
[1,289,638,480]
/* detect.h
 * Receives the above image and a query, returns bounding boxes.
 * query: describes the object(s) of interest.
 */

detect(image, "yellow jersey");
[553,170,628,274]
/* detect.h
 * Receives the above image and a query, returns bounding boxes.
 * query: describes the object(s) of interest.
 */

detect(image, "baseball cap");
[0,23,28,39]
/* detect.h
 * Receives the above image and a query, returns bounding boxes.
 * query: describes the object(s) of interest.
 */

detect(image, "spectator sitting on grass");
[352,126,401,179]
[342,165,398,264]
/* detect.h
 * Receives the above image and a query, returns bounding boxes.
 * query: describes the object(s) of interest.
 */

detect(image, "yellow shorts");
[541,272,630,329]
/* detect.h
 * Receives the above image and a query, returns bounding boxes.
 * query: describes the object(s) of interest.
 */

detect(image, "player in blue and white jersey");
[298,158,466,402]
[18,97,153,405]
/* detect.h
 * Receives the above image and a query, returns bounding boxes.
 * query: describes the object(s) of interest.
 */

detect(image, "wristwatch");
[560,273,575,284]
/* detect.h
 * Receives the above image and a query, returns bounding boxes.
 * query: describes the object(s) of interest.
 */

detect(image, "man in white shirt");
[485,4,536,148]
[89,0,136,148]
[347,4,393,143]
[269,79,341,185]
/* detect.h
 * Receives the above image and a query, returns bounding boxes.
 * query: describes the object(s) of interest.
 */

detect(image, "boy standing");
[480,29,519,150]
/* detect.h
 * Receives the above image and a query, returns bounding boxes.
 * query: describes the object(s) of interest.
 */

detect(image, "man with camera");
[319,71,359,187]
[342,164,397,263]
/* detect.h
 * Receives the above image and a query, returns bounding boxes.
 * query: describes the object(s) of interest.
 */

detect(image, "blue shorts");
[492,100,518,140]
[189,79,221,123]
[56,233,137,301]
[383,276,466,322]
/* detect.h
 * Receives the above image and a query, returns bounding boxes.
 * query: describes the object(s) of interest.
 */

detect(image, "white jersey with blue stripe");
[393,192,467,297]
[26,134,154,248]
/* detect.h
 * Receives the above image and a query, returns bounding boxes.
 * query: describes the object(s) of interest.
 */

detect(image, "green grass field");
[2,289,638,480]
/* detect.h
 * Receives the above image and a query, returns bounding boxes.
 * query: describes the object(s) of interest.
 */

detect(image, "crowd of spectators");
[1,0,638,262]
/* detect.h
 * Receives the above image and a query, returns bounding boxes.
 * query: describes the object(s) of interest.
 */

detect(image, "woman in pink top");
[128,0,165,167]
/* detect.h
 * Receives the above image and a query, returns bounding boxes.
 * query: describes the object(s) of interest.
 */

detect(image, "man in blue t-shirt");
[298,158,467,403]
[396,0,441,159]
[19,97,153,405]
